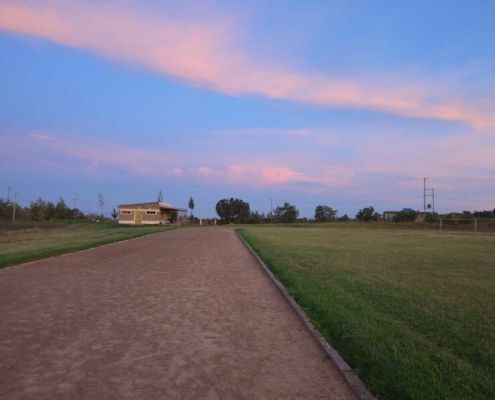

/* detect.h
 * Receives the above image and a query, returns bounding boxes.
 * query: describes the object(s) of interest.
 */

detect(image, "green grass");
[239,225,495,400]
[0,222,176,268]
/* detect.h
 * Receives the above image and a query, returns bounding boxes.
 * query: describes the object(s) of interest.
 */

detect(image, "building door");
[134,210,142,225]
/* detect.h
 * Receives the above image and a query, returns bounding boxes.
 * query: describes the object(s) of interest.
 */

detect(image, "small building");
[383,208,422,222]
[118,201,186,225]
[383,211,399,222]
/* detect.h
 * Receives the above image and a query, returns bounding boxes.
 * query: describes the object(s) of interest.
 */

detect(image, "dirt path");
[0,228,356,399]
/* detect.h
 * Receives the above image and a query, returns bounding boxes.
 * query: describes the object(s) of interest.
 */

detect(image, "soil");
[0,227,356,399]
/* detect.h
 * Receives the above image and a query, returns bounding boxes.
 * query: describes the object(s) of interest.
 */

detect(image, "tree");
[314,205,337,222]
[250,210,265,224]
[274,202,299,223]
[44,201,56,220]
[356,206,375,222]
[215,198,251,223]
[188,196,195,222]
[0,198,12,220]
[111,208,119,222]
[338,214,350,222]
[157,189,164,202]
[97,192,104,217]
[55,197,71,219]
[29,197,47,221]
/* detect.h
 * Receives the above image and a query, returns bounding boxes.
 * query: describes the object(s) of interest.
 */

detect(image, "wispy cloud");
[1,132,183,176]
[0,1,492,127]
[0,131,357,188]
[1,129,494,212]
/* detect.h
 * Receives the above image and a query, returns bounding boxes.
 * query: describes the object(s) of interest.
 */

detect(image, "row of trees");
[214,199,467,224]
[214,199,303,224]
[0,197,86,221]
[214,198,353,224]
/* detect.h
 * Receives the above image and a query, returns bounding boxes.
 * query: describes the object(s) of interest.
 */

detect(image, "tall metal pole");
[270,198,273,223]
[12,192,17,222]
[423,178,426,214]
[432,189,435,214]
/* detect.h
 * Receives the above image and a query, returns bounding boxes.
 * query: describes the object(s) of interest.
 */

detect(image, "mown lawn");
[239,225,495,400]
[0,222,176,268]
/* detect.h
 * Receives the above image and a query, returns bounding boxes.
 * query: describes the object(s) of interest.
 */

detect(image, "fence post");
[439,218,443,231]
[474,218,478,232]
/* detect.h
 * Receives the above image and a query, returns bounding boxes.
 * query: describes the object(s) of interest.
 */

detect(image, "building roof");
[118,201,186,211]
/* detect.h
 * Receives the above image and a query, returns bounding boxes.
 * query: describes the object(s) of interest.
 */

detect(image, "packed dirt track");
[0,227,356,399]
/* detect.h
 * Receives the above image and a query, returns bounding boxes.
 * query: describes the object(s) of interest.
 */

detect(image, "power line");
[436,196,495,204]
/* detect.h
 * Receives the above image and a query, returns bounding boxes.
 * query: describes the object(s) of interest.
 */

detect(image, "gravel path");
[0,227,356,399]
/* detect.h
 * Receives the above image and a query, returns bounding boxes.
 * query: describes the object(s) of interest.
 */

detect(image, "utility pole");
[12,192,17,222]
[270,198,273,223]
[423,178,426,214]
[7,186,11,202]
[432,189,435,214]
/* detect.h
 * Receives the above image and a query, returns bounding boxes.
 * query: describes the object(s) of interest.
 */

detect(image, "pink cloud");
[223,164,356,188]
[2,129,494,204]
[196,166,213,176]
[0,1,492,127]
[3,131,357,189]
[227,164,305,185]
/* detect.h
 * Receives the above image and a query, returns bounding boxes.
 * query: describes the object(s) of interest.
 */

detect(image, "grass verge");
[239,225,495,400]
[0,222,177,268]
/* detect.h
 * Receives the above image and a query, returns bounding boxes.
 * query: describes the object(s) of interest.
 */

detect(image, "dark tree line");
[215,198,305,224]
[0,197,85,221]
[469,209,495,218]
[214,198,354,224]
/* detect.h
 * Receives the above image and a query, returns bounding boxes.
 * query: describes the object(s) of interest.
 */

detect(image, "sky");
[0,0,494,218]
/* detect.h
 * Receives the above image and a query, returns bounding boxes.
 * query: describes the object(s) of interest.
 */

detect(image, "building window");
[121,210,132,215]
[146,210,157,215]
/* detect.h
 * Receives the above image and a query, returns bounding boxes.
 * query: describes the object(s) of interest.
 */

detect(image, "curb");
[237,231,376,400]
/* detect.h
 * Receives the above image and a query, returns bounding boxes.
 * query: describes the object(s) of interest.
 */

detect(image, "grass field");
[239,225,495,400]
[0,222,176,268]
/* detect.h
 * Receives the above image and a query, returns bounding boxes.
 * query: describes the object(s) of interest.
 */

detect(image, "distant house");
[383,211,399,221]
[384,208,424,223]
[118,201,186,225]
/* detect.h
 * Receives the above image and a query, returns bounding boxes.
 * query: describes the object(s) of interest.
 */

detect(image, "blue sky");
[0,0,494,217]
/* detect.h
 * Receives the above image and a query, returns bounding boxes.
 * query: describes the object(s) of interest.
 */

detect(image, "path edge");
[236,230,376,400]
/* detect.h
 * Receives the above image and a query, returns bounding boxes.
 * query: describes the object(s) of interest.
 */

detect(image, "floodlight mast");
[423,177,435,214]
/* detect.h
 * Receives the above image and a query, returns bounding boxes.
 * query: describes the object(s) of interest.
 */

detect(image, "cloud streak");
[8,127,495,187]
[0,131,359,189]
[1,129,494,213]
[0,1,492,127]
